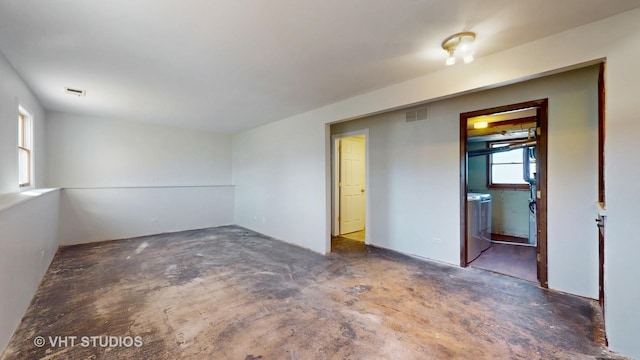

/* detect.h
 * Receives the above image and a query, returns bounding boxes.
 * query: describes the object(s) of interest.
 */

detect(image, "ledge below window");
[0,188,61,213]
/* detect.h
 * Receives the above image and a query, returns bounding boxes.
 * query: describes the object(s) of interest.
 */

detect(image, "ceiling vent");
[406,107,429,123]
[65,87,86,97]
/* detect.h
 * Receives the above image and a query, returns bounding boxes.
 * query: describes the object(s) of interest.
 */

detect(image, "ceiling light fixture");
[441,32,476,66]
[473,121,488,129]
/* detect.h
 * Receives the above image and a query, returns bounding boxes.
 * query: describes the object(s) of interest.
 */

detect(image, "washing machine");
[467,193,492,262]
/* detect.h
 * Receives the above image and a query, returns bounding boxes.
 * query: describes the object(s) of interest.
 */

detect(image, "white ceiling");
[1,0,640,133]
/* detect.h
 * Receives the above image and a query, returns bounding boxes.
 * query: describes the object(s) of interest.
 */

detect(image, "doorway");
[460,100,548,287]
[332,131,368,247]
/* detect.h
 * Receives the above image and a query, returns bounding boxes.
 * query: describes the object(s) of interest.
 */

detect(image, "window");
[488,141,536,189]
[18,106,33,188]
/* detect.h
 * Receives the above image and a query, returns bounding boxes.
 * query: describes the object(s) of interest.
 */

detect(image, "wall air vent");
[65,87,86,97]
[406,107,428,123]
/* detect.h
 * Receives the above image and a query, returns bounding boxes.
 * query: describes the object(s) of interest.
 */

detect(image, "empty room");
[1,1,639,359]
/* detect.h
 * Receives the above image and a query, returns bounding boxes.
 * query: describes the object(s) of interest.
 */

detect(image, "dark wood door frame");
[597,62,606,314]
[460,99,549,288]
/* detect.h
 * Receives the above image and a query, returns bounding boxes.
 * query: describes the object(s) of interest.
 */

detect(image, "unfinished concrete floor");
[1,226,625,359]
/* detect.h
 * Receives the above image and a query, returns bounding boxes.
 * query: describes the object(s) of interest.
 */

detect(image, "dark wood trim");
[488,116,536,128]
[598,63,606,205]
[461,100,544,119]
[535,100,549,288]
[597,62,606,320]
[461,98,548,289]
[460,114,468,267]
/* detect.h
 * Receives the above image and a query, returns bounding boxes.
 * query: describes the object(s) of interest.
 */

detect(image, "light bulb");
[463,53,474,64]
[446,54,456,66]
[445,49,456,66]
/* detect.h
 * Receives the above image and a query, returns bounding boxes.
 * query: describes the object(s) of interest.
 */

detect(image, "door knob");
[361,189,365,193]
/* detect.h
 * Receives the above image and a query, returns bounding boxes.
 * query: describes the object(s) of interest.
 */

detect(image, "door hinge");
[338,216,341,223]
[537,253,541,262]
[536,127,542,136]
[536,190,541,199]
[339,182,342,187]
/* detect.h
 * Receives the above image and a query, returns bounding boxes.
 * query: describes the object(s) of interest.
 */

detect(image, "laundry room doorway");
[460,100,548,287]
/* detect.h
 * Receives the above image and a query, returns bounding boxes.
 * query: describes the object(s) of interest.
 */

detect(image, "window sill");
[0,188,61,213]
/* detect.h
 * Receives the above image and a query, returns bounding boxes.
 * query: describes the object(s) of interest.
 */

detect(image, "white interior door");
[340,137,366,234]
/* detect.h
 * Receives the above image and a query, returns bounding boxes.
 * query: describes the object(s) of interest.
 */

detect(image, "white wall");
[332,104,461,264]
[232,9,640,357]
[488,189,529,238]
[332,66,599,298]
[0,190,60,353]
[45,112,235,244]
[233,116,329,253]
[602,22,640,358]
[0,51,56,354]
[45,111,232,188]
[58,187,233,245]
[0,52,46,194]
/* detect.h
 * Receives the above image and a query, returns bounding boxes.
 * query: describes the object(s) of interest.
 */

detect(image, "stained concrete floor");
[1,226,626,359]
